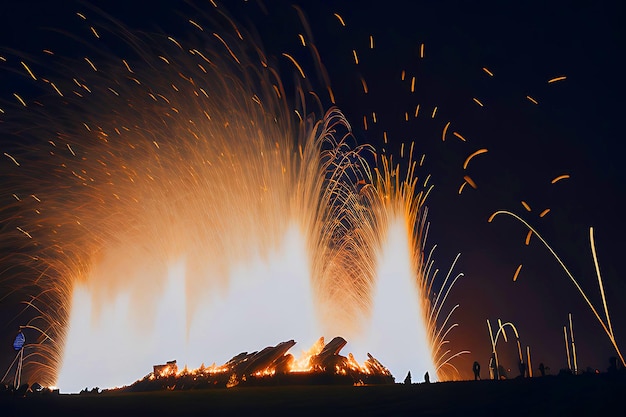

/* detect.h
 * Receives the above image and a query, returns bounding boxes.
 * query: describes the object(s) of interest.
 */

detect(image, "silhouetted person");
[404,371,412,384]
[424,371,430,384]
[498,365,507,380]
[489,353,498,380]
[538,362,546,377]
[472,361,481,380]
[518,359,526,378]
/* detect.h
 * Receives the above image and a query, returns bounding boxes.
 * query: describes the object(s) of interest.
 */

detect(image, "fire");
[130,337,393,391]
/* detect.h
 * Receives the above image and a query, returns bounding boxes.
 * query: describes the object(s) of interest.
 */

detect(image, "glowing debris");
[463,175,477,189]
[282,53,306,78]
[513,264,522,282]
[333,13,346,26]
[539,208,551,218]
[551,174,570,184]
[453,131,467,142]
[4,152,20,166]
[189,20,203,31]
[526,95,538,105]
[525,230,532,245]
[472,97,484,107]
[21,61,37,80]
[13,93,27,107]
[548,76,567,83]
[521,201,531,212]
[84,57,97,71]
[17,227,32,239]
[360,77,368,94]
[442,122,450,141]
[482,67,494,76]
[463,149,488,169]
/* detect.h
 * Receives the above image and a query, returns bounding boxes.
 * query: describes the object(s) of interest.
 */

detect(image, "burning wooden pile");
[122,337,394,391]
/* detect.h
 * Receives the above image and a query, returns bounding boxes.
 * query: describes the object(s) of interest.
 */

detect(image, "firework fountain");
[0,2,466,392]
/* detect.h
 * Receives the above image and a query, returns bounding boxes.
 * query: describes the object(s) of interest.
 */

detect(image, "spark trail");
[0,3,463,391]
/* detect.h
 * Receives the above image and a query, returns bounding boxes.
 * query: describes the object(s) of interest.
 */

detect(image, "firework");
[1,2,463,391]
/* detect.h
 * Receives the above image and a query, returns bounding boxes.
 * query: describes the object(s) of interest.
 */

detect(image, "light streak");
[548,76,567,83]
[463,149,488,169]
[512,264,522,281]
[551,174,570,184]
[526,95,538,105]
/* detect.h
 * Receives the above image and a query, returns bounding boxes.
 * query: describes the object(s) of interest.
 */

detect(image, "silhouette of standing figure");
[404,371,412,384]
[538,362,546,377]
[424,371,430,384]
[489,353,498,380]
[473,361,481,380]
[518,359,526,378]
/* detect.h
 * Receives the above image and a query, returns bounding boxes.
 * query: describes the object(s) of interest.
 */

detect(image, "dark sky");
[1,0,624,383]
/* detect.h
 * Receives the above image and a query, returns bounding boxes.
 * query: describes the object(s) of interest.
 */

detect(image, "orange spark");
[548,76,567,83]
[442,122,450,141]
[463,149,488,169]
[334,13,346,26]
[526,95,538,104]
[463,175,477,189]
[513,264,523,282]
[551,174,570,184]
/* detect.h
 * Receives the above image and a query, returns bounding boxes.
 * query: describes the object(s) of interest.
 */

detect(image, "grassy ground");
[2,373,623,416]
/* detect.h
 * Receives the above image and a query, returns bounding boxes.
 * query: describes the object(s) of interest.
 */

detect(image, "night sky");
[1,0,624,384]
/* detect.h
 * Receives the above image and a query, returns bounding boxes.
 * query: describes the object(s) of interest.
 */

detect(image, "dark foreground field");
[2,373,624,417]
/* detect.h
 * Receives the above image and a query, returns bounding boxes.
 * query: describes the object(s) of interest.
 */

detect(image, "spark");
[84,57,97,71]
[4,152,20,166]
[482,67,494,76]
[551,174,570,184]
[526,95,538,105]
[512,264,522,281]
[282,53,306,78]
[442,122,450,141]
[548,76,567,83]
[333,13,346,27]
[463,175,477,189]
[524,230,532,245]
[463,149,488,169]
[352,49,359,64]
[189,20,203,31]
[453,131,467,142]
[13,93,27,107]
[472,97,484,107]
[21,61,37,80]
[17,227,32,239]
